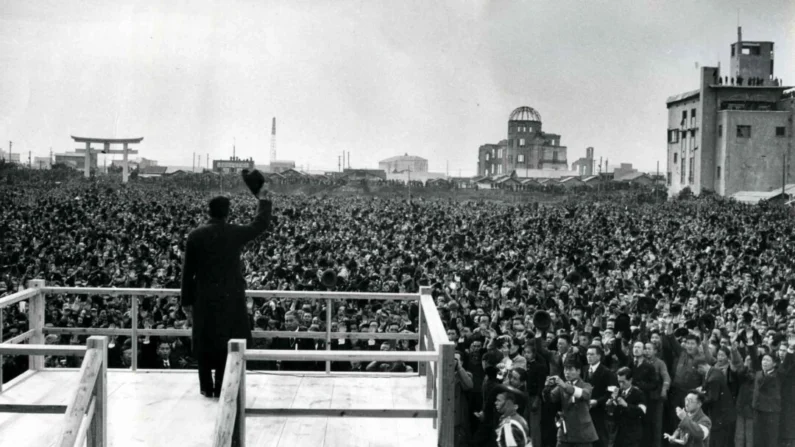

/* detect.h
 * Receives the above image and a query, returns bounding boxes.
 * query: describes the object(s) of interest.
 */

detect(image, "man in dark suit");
[694,358,734,447]
[543,358,599,447]
[271,310,315,371]
[181,190,272,397]
[149,340,182,369]
[584,345,617,447]
[629,340,661,445]
[609,367,646,447]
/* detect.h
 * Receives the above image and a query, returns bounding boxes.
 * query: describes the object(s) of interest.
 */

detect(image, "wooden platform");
[0,370,436,447]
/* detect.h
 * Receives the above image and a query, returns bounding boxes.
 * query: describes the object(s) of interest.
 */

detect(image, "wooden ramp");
[0,371,436,447]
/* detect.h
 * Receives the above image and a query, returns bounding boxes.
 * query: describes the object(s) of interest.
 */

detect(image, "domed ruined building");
[477,106,569,176]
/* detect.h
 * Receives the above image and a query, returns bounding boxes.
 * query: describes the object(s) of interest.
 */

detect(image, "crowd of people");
[2,165,795,447]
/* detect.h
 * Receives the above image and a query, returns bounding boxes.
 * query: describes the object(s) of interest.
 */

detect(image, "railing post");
[130,295,138,371]
[417,289,426,377]
[437,341,455,447]
[325,298,332,374]
[0,306,4,393]
[233,339,246,447]
[87,336,108,447]
[27,279,46,371]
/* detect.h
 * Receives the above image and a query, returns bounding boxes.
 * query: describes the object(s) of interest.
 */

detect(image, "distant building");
[269,160,296,174]
[613,163,639,180]
[0,151,21,163]
[478,106,569,176]
[212,156,255,174]
[55,152,97,170]
[33,157,52,170]
[378,154,428,173]
[342,169,387,181]
[666,27,795,197]
[571,147,595,176]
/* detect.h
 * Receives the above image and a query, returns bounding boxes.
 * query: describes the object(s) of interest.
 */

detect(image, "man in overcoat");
[181,190,272,397]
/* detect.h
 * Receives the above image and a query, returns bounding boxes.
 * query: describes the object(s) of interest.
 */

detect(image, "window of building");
[485,153,490,161]
[498,165,503,174]
[690,109,696,128]
[737,125,751,138]
[681,110,687,127]
[519,138,525,146]
[668,129,679,144]
[518,154,525,163]
[776,127,786,137]
[680,157,686,184]
[553,151,559,162]
[717,166,721,180]
[667,172,672,185]
[673,153,678,163]
[718,125,722,137]
[689,156,695,184]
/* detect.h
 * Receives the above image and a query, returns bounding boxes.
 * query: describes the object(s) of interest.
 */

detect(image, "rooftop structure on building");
[477,106,569,177]
[666,27,794,198]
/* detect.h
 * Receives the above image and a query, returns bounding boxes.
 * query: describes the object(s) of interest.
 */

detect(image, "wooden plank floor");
[0,370,436,447]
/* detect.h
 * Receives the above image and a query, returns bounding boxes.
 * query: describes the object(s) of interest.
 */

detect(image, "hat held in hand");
[241,169,266,196]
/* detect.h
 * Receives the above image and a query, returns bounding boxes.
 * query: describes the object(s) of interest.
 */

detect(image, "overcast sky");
[1,0,793,175]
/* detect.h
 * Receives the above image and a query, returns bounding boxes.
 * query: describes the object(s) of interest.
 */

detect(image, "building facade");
[378,154,428,173]
[572,147,595,176]
[55,152,98,170]
[666,28,794,197]
[212,156,255,174]
[477,106,568,176]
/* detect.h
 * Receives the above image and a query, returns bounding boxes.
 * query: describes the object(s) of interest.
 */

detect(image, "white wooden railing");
[0,335,108,447]
[211,286,455,447]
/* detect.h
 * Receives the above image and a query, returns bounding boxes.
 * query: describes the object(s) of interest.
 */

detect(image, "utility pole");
[338,155,341,172]
[407,168,411,204]
[787,99,794,198]
[347,151,350,169]
[192,152,196,172]
[8,141,12,164]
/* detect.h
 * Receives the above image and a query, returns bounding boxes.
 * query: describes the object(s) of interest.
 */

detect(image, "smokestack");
[347,151,350,168]
[737,26,742,44]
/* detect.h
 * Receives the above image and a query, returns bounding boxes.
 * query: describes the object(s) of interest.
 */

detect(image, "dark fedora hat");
[241,169,266,196]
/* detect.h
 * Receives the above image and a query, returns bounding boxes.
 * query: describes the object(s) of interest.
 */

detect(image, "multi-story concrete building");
[378,154,428,173]
[666,27,794,197]
[572,147,595,176]
[478,106,568,177]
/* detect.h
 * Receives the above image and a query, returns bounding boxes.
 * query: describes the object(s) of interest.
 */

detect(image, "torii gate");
[71,136,143,183]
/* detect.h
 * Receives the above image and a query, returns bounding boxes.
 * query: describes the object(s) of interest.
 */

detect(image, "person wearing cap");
[180,186,272,398]
[495,384,531,447]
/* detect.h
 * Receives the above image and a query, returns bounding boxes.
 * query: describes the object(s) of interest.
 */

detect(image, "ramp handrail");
[0,336,108,447]
[212,285,456,447]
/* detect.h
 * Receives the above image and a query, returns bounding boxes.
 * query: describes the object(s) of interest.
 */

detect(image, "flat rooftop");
[0,370,435,447]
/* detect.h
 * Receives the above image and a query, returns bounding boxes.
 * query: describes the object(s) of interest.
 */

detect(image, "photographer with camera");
[543,358,598,446]
[607,367,646,447]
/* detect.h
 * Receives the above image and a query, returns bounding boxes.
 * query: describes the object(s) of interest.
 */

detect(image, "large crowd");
[1,165,795,447]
